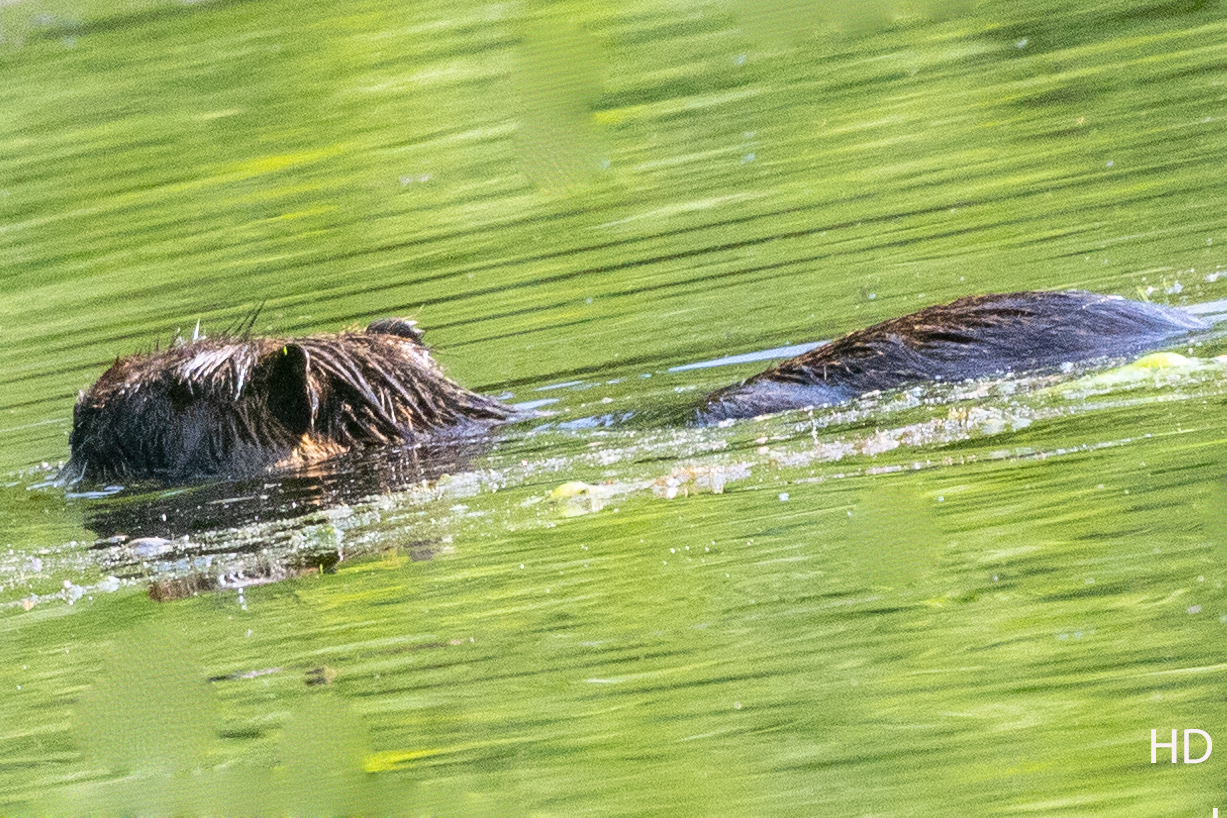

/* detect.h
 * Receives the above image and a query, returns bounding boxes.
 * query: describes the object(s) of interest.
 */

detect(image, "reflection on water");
[72,438,497,540]
[668,340,824,371]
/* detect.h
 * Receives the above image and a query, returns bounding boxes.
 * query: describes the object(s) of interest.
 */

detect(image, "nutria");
[699,290,1208,422]
[63,318,511,484]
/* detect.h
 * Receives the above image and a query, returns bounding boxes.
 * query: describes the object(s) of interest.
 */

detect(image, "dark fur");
[64,319,510,484]
[62,292,1208,483]
[699,291,1207,421]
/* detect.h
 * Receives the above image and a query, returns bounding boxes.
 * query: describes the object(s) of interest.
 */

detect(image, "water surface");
[3,0,1227,815]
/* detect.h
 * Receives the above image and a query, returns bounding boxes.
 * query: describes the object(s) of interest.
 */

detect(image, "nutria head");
[63,319,511,484]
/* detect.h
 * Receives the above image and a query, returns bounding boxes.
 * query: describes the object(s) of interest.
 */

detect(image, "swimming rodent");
[63,291,1208,484]
[697,290,1208,422]
[63,318,510,484]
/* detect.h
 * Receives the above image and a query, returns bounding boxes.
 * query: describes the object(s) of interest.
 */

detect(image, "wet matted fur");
[699,290,1208,422]
[64,318,511,483]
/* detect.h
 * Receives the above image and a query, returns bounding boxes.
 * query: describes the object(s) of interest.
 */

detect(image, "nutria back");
[64,320,510,484]
[699,291,1207,422]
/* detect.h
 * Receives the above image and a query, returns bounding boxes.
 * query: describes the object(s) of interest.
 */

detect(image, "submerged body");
[64,319,510,484]
[699,291,1208,422]
[62,292,1208,482]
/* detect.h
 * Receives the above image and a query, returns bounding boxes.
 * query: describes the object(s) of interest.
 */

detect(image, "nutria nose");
[365,318,424,344]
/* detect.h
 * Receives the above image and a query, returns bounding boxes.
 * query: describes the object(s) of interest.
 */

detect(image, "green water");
[4,0,1227,815]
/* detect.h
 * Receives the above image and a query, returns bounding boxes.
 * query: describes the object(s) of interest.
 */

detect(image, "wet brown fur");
[699,291,1208,421]
[65,319,510,483]
[63,292,1210,482]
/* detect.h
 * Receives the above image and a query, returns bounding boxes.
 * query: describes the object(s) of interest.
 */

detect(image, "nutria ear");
[365,318,425,344]
[254,344,313,437]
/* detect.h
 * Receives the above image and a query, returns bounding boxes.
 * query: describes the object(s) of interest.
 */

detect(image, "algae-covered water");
[3,0,1227,815]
